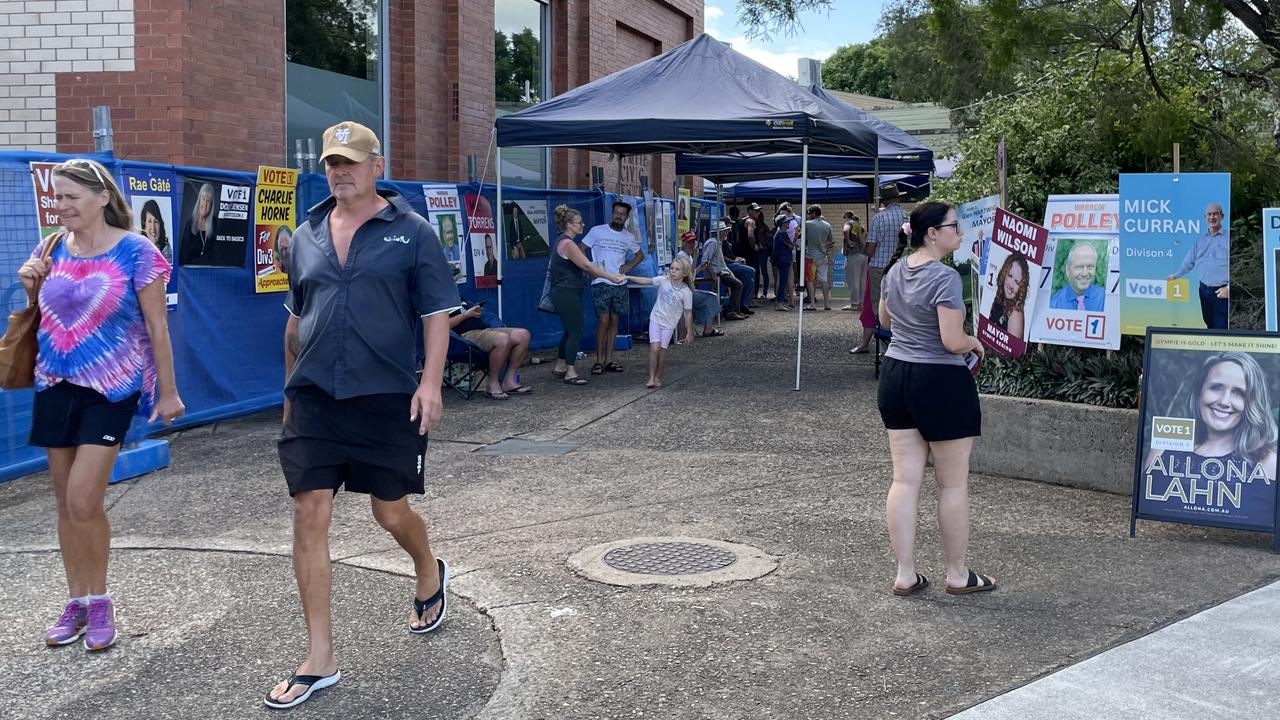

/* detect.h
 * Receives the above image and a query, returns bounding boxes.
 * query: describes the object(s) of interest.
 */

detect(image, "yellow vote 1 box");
[1165,278,1191,303]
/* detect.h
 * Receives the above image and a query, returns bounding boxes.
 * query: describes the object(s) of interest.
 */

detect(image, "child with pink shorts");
[625,256,694,388]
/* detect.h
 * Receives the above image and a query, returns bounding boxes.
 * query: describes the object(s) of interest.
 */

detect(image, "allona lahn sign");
[1132,328,1280,551]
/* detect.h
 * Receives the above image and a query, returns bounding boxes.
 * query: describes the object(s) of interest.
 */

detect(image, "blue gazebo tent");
[495,34,882,389]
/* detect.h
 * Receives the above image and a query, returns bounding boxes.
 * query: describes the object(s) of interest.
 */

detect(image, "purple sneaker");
[45,600,88,646]
[83,597,117,651]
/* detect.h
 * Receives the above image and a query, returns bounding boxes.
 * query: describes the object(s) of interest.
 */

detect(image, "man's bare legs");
[269,490,338,705]
[371,497,442,629]
[499,329,532,392]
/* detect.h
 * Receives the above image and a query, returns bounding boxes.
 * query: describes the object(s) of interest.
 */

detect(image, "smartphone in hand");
[964,351,983,377]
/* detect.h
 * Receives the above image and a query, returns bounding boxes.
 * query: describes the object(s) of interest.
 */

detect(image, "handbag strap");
[26,231,64,304]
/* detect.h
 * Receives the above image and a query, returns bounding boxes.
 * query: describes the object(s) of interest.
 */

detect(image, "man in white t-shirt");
[583,201,644,374]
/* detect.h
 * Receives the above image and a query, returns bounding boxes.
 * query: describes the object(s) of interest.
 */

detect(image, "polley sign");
[1131,328,1280,551]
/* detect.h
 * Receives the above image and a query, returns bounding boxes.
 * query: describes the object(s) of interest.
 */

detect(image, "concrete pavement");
[1,308,1278,719]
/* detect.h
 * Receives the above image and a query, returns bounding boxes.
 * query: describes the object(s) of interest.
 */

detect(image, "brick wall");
[1,0,702,188]
[0,0,136,149]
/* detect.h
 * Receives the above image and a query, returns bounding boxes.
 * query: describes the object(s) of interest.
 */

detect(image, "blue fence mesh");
[0,150,702,482]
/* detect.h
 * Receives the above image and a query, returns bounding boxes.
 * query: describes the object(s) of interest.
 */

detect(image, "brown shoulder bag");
[0,233,63,389]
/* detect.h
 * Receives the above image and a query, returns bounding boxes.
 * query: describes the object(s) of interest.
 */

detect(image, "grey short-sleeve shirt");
[882,258,966,366]
[285,190,461,399]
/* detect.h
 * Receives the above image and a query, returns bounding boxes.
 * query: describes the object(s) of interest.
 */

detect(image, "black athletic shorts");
[278,385,427,501]
[30,381,139,448]
[877,356,981,442]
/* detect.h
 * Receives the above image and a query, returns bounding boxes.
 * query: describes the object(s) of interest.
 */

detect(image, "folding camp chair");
[441,302,507,399]
[873,325,892,379]
[443,331,487,400]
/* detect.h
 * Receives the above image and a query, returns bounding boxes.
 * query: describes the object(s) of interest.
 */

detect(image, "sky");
[704,1,892,78]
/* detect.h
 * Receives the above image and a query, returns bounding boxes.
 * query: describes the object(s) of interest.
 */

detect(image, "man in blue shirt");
[1049,242,1105,311]
[1166,202,1228,329]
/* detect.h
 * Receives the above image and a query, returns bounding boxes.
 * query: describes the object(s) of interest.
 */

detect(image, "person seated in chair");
[678,232,726,338]
[448,300,533,399]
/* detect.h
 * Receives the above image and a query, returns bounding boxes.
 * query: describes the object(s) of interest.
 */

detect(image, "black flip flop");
[705,329,725,337]
[604,362,623,373]
[564,376,588,385]
[410,558,449,634]
[263,670,342,709]
[946,570,997,595]
[551,368,567,379]
[484,390,510,400]
[506,385,533,395]
[892,573,929,597]
[590,363,605,375]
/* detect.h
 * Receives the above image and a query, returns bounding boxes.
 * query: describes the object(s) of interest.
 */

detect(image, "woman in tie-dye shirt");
[17,158,184,652]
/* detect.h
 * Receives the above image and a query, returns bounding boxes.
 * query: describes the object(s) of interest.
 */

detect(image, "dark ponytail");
[900,202,953,248]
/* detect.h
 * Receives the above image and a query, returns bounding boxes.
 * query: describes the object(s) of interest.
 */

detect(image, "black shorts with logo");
[278,385,428,501]
[30,381,140,448]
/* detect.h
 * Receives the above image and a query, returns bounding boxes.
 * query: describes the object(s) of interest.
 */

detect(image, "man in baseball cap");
[266,119,459,709]
[320,121,382,163]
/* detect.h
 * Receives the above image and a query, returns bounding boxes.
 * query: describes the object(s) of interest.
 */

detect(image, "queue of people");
[20,124,993,713]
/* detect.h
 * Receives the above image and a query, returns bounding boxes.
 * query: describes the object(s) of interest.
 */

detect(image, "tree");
[495,28,542,105]
[736,0,833,38]
[821,41,895,98]
[285,0,378,79]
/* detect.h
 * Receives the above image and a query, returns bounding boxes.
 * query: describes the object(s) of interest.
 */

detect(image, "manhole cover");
[569,536,778,588]
[603,542,737,575]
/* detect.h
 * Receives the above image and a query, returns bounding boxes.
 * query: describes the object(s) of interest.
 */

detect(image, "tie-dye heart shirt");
[32,233,171,417]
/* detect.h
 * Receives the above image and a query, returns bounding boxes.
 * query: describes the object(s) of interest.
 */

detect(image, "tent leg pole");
[794,141,809,392]
[496,146,504,319]
[616,154,623,195]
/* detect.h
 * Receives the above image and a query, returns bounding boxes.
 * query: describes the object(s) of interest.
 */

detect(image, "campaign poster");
[252,165,297,294]
[122,168,179,308]
[465,193,498,289]
[177,177,249,267]
[1264,209,1280,332]
[953,194,999,273]
[1133,330,1280,544]
[30,161,62,239]
[677,187,691,236]
[1119,173,1231,334]
[654,199,673,268]
[502,199,550,259]
[977,208,1048,358]
[1027,195,1121,350]
[423,184,465,284]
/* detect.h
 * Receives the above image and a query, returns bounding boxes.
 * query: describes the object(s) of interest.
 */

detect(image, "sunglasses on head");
[63,158,106,186]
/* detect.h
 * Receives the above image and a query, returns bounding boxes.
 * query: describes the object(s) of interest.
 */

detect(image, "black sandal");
[410,558,449,634]
[564,376,588,385]
[552,368,567,379]
[892,573,929,597]
[590,363,605,375]
[263,670,342,709]
[604,362,623,373]
[945,570,997,595]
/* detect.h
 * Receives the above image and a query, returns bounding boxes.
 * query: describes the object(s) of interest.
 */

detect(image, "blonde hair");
[191,183,216,237]
[553,204,581,233]
[671,256,695,291]
[52,158,132,231]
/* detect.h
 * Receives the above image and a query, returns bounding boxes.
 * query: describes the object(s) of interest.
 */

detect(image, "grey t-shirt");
[882,258,966,366]
[803,218,832,261]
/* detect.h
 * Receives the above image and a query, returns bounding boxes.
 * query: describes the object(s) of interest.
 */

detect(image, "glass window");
[285,0,385,170]
[496,0,549,188]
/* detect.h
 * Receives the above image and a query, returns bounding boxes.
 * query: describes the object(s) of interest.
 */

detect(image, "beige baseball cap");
[320,121,381,163]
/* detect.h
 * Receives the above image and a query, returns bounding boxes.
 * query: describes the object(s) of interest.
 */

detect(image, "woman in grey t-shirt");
[876,202,996,598]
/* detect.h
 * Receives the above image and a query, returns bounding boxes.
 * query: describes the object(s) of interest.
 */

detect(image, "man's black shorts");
[877,357,981,442]
[30,381,139,448]
[278,385,427,501]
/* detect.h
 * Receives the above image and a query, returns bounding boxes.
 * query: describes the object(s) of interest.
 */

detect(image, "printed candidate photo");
[178,178,250,267]
[982,246,1031,340]
[1049,238,1107,312]
[1136,331,1280,533]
